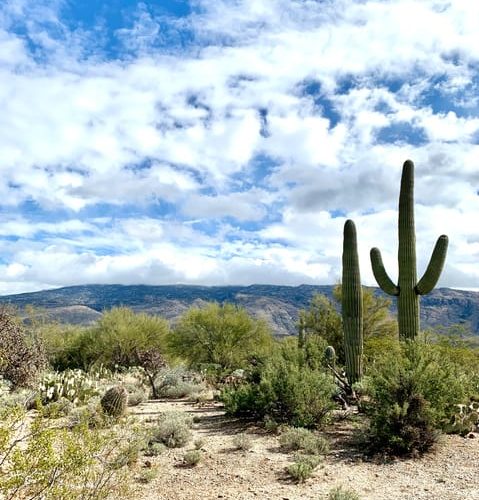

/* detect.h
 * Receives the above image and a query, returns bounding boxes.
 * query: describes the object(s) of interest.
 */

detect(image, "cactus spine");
[342,219,363,385]
[101,385,128,417]
[370,160,448,340]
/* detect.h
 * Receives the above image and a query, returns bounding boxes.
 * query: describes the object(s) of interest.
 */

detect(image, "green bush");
[363,340,475,456]
[154,365,205,399]
[279,427,329,455]
[0,308,46,388]
[328,486,361,500]
[183,449,202,466]
[144,442,166,457]
[232,433,252,451]
[222,341,336,428]
[0,405,137,499]
[149,411,193,448]
[286,454,321,483]
[168,302,273,373]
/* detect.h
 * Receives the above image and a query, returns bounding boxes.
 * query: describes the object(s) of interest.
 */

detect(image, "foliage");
[363,340,475,456]
[44,308,169,394]
[286,454,321,482]
[232,433,252,451]
[328,486,361,500]
[0,307,46,388]
[279,427,329,455]
[149,411,193,448]
[0,405,139,499]
[222,340,336,428]
[333,285,397,340]
[144,442,166,457]
[182,449,202,466]
[154,365,206,399]
[31,318,90,372]
[299,294,343,363]
[168,302,273,372]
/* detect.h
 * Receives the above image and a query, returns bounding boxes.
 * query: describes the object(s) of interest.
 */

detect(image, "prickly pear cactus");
[101,385,128,417]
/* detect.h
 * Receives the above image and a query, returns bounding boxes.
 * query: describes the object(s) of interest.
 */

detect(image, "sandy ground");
[129,399,479,500]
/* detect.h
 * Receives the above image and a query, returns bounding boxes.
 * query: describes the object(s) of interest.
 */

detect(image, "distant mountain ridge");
[0,284,478,337]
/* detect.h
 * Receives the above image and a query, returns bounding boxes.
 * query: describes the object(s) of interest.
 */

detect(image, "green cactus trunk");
[370,160,449,340]
[298,315,305,349]
[397,161,419,339]
[342,220,363,385]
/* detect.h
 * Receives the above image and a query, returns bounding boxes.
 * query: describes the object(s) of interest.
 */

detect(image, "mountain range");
[0,284,478,337]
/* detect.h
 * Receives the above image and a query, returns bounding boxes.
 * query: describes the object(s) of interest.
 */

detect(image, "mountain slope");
[0,284,478,336]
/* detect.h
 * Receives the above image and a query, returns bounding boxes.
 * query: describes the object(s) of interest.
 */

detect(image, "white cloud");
[0,0,478,293]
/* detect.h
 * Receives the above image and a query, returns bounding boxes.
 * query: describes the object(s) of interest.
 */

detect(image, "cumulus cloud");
[0,0,478,294]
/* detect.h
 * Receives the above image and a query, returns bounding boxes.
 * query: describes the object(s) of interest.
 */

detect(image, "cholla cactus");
[101,386,128,417]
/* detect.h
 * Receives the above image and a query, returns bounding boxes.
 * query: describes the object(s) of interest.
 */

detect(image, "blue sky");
[0,0,479,294]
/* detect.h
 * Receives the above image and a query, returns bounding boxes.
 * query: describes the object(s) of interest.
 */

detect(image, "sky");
[0,0,478,295]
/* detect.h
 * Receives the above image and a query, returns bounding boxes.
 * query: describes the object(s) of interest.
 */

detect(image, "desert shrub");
[59,308,170,395]
[0,405,138,499]
[222,341,336,428]
[279,427,329,455]
[232,433,252,451]
[328,486,361,500]
[153,365,206,399]
[69,398,111,429]
[183,449,202,466]
[168,302,273,373]
[41,397,74,419]
[194,438,205,450]
[299,293,344,363]
[149,411,193,448]
[286,454,321,482]
[0,307,46,388]
[144,442,166,457]
[137,467,159,484]
[34,321,91,371]
[363,340,474,456]
[127,387,148,406]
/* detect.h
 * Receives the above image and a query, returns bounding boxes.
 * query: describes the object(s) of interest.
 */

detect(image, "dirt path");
[130,399,479,500]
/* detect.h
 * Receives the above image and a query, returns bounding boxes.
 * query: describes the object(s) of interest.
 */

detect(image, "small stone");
[467,432,476,439]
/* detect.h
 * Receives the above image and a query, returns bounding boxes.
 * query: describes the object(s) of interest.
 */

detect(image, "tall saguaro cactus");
[342,219,363,385]
[370,160,449,340]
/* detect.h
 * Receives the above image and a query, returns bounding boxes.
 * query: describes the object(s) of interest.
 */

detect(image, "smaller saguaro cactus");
[101,386,128,418]
[298,314,306,348]
[324,345,336,367]
[342,219,363,385]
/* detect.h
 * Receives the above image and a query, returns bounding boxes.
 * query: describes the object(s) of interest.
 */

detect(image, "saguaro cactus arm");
[416,235,449,295]
[370,247,400,296]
